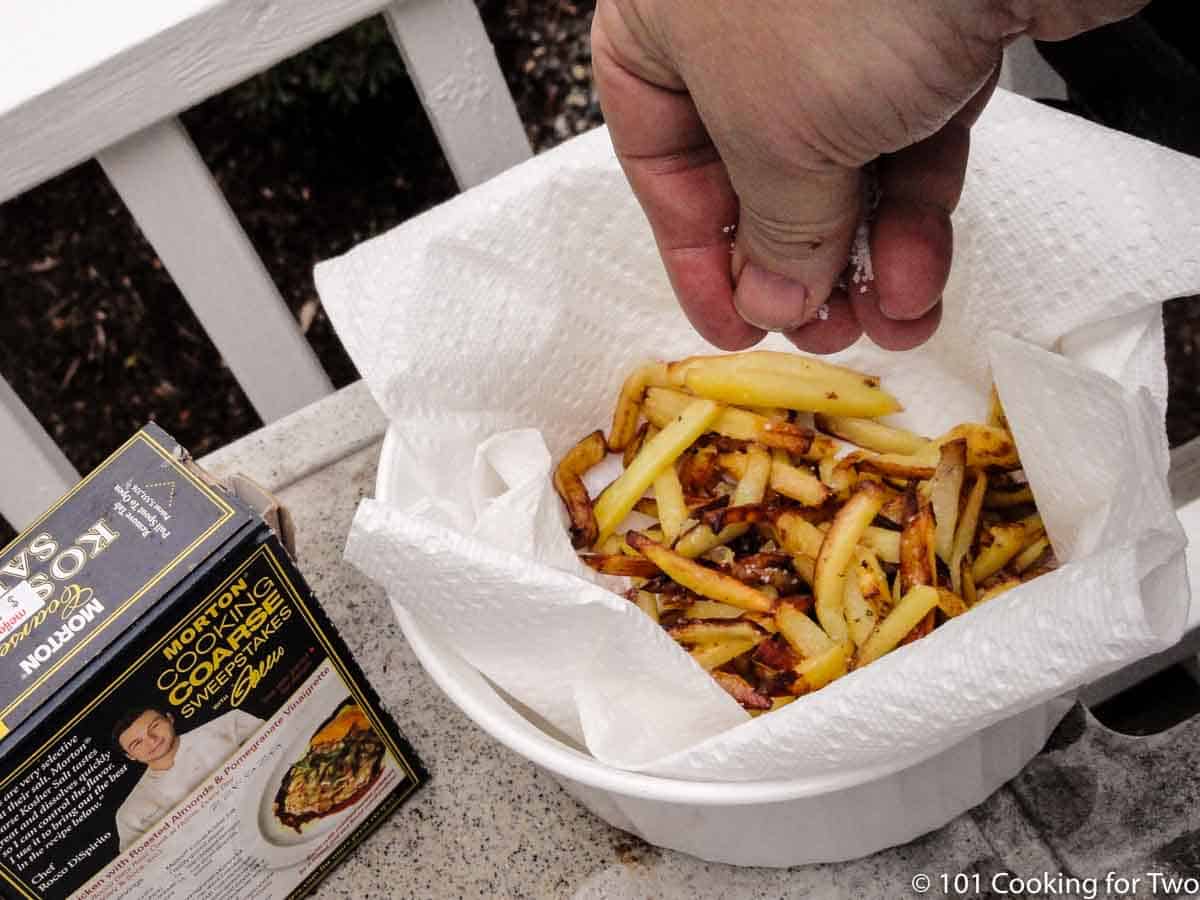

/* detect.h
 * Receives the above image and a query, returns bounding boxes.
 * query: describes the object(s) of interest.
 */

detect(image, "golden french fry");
[844,571,879,648]
[594,398,721,542]
[961,562,978,607]
[667,350,884,391]
[978,575,1021,603]
[814,481,886,645]
[855,585,939,667]
[668,619,768,645]
[818,454,859,500]
[776,601,836,658]
[618,525,663,556]
[937,423,1020,470]
[632,590,660,623]
[673,355,902,417]
[685,600,746,619]
[855,547,892,611]
[623,422,657,468]
[774,511,825,559]
[646,387,832,458]
[790,642,849,694]
[930,439,966,562]
[949,471,988,594]
[719,451,829,506]
[553,430,608,548]
[971,523,1027,583]
[1013,535,1051,574]
[609,362,669,452]
[814,414,932,456]
[627,532,775,612]
[691,638,759,670]
[653,463,688,544]
[860,525,900,564]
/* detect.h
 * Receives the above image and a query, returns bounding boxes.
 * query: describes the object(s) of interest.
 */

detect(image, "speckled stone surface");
[201,390,1200,900]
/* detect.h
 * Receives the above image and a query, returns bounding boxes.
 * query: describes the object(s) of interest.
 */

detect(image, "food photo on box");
[0,427,425,899]
[311,86,1200,865]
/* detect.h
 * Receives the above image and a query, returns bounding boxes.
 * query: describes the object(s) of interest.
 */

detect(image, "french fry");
[627,532,775,612]
[961,563,978,607]
[1013,535,1051,574]
[937,423,1020,470]
[899,489,937,594]
[711,671,773,710]
[774,512,826,560]
[855,548,892,611]
[668,619,768,645]
[632,590,660,623]
[845,571,879,647]
[623,422,656,468]
[685,600,746,619]
[674,444,771,557]
[984,484,1035,509]
[678,444,721,496]
[776,601,836,658]
[790,642,849,694]
[580,554,661,577]
[718,450,830,507]
[978,575,1021,603]
[678,359,902,417]
[971,523,1027,583]
[553,430,608,548]
[814,415,932,456]
[653,464,688,544]
[594,398,721,542]
[818,454,858,498]
[667,350,885,389]
[930,439,966,562]
[854,585,939,667]
[609,362,669,452]
[860,525,901,564]
[814,482,886,645]
[848,445,941,479]
[935,587,968,618]
[691,639,759,670]
[949,471,988,594]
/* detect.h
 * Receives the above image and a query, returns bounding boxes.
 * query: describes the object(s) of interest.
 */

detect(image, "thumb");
[731,162,863,331]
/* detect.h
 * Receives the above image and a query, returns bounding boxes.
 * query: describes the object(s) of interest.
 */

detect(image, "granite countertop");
[201,382,1200,900]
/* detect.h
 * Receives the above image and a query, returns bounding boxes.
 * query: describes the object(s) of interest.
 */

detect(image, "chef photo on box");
[111,705,263,849]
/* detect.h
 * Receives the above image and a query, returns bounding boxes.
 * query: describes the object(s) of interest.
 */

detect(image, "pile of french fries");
[553,351,1057,714]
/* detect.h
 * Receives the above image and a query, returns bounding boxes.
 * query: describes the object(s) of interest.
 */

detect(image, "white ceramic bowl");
[376,430,1071,867]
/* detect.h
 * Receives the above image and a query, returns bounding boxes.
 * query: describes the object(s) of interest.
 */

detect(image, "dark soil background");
[2,0,1198,547]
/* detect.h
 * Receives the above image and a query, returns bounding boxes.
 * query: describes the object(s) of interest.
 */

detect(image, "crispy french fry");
[580,554,661,577]
[632,590,660,623]
[627,532,775,612]
[719,450,829,506]
[609,362,669,452]
[818,454,858,501]
[623,422,656,468]
[618,526,663,556]
[691,638,759,670]
[814,415,932,456]
[854,585,939,667]
[899,489,937,594]
[848,445,941,479]
[668,619,768,645]
[971,523,1027,583]
[594,398,721,542]
[653,463,688,544]
[930,439,966,562]
[1013,535,1051,574]
[776,601,836,658]
[844,571,879,648]
[678,444,721,497]
[791,554,816,587]
[984,484,1035,509]
[937,424,1020,470]
[674,444,771,557]
[553,430,608,548]
[949,471,988,594]
[935,587,968,618]
[814,482,886,645]
[978,575,1021,603]
[855,548,892,611]
[961,562,978,607]
[774,511,826,559]
[711,670,773,710]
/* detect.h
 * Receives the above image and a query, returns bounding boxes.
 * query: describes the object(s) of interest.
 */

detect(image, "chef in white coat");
[112,706,263,851]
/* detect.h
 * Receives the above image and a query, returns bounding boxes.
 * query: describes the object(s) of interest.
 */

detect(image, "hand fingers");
[849,281,943,351]
[592,14,764,351]
[730,162,862,332]
[781,292,863,354]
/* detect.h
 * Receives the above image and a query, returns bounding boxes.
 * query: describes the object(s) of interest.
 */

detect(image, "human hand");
[593,0,1148,352]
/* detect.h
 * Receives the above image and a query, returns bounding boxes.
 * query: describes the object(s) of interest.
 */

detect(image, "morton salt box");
[0,425,425,900]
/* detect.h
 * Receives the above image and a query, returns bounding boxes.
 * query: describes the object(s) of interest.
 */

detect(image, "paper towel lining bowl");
[376,427,1073,866]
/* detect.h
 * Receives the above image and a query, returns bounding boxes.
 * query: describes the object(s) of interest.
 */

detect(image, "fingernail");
[732,262,813,331]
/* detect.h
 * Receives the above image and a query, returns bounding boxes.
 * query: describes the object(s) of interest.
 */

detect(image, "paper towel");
[315,89,1200,780]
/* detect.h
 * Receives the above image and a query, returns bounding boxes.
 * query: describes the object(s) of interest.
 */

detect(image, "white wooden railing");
[0,0,531,530]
